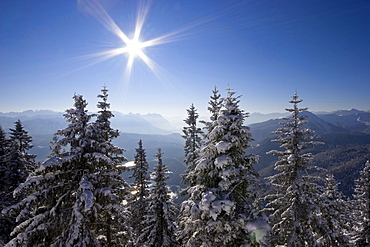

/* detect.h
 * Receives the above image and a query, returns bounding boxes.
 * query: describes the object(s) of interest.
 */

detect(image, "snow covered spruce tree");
[200,86,222,134]
[182,103,203,186]
[178,88,267,247]
[353,160,370,246]
[2,92,131,246]
[129,139,151,243]
[321,174,353,245]
[265,93,351,246]
[138,148,178,247]
[90,86,132,246]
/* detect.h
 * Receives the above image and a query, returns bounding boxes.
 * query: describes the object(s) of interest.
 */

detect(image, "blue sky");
[1,0,369,118]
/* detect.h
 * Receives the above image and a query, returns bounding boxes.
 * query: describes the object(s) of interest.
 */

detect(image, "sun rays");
[76,0,229,85]
[77,0,169,82]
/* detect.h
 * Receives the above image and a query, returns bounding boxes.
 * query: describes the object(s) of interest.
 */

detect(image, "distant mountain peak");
[0,110,62,118]
[333,108,361,116]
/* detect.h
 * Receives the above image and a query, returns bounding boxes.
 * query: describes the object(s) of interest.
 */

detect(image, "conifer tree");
[0,125,10,193]
[353,160,370,246]
[130,139,150,243]
[9,120,34,154]
[200,86,222,134]
[91,86,131,246]
[0,121,37,245]
[182,103,203,186]
[321,174,353,245]
[138,148,178,247]
[0,125,14,246]
[3,93,131,246]
[95,85,120,145]
[7,120,37,188]
[265,93,350,246]
[178,88,266,246]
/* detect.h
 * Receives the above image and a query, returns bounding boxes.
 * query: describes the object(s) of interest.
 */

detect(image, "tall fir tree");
[182,103,203,186]
[91,86,131,246]
[0,125,14,246]
[2,92,131,246]
[138,148,178,247]
[95,85,120,145]
[200,86,222,134]
[130,139,151,244]
[9,120,34,155]
[321,174,353,245]
[0,121,37,245]
[7,120,37,189]
[178,88,267,246]
[0,125,10,193]
[265,93,350,246]
[353,160,370,246]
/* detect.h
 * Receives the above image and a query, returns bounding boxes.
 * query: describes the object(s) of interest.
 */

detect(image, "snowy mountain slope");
[0,115,67,135]
[317,109,370,133]
[111,112,175,135]
[0,110,63,118]
[141,113,175,131]
[248,111,348,143]
[244,112,287,125]
[303,111,348,134]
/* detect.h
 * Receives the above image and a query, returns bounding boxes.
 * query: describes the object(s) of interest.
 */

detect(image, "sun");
[125,38,144,58]
[77,0,216,81]
[78,0,157,78]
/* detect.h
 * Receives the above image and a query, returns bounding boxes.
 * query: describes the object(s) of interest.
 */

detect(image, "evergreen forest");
[0,86,369,247]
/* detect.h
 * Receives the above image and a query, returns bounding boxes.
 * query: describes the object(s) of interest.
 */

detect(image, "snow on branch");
[79,176,94,213]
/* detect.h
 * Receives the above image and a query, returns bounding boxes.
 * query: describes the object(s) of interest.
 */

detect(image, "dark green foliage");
[0,121,36,245]
[182,103,203,187]
[6,120,37,190]
[0,125,13,245]
[0,125,10,193]
[312,144,370,197]
[130,139,151,243]
[138,149,178,247]
[200,86,222,134]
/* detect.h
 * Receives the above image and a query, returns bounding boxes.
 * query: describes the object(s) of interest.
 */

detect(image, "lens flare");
[77,0,162,81]
[77,0,222,83]
[126,39,143,58]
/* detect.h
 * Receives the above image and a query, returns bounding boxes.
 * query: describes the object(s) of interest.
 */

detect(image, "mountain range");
[248,109,370,197]
[1,108,369,197]
[0,110,176,135]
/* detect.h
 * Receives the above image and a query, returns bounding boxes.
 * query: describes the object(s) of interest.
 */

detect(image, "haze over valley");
[1,107,369,197]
